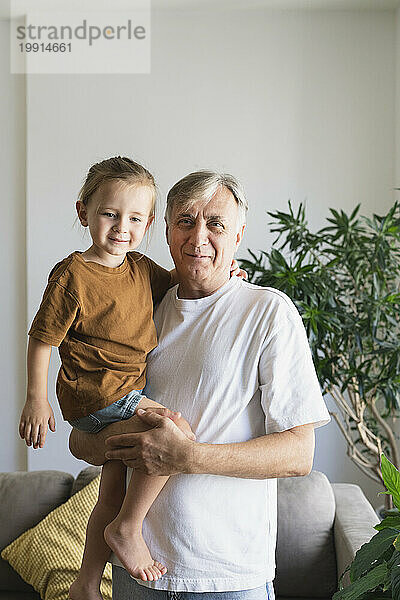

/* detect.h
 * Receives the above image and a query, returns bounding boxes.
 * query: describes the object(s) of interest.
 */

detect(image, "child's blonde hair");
[79,156,157,218]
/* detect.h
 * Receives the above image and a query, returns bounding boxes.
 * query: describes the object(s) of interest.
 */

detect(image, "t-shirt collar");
[173,276,240,311]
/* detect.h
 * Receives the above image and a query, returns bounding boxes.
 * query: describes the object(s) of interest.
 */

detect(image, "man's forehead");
[173,187,237,219]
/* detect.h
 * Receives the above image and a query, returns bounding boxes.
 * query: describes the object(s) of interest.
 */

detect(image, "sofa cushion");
[71,465,101,495]
[1,474,112,600]
[275,471,337,598]
[0,470,73,592]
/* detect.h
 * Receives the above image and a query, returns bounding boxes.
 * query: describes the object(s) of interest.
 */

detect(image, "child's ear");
[145,215,154,232]
[76,201,88,226]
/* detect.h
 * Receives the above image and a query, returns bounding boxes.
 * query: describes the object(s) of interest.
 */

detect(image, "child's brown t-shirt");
[28,251,172,420]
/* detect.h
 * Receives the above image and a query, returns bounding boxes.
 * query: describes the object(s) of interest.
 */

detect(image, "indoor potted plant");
[240,201,400,507]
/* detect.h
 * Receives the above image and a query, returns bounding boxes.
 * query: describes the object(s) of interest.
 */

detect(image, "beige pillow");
[1,474,112,600]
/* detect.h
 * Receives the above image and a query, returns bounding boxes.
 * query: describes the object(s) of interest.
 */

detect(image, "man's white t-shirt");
[118,277,330,592]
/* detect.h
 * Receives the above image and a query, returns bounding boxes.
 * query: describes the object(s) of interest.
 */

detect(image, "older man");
[71,171,330,600]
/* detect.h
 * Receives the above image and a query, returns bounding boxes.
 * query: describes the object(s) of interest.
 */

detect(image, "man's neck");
[177,274,231,299]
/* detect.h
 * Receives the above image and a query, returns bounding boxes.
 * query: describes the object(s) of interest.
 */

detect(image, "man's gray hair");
[165,170,248,228]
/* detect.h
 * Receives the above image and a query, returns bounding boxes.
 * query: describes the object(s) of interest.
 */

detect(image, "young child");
[18,156,197,600]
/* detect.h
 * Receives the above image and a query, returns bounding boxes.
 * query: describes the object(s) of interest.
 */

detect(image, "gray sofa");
[0,468,378,599]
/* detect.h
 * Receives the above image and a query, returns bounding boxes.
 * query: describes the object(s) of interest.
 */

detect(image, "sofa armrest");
[332,483,379,586]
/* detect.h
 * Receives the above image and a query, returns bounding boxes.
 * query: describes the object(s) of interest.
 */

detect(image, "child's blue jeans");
[68,389,143,433]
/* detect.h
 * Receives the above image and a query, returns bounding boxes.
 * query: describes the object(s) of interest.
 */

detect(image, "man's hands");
[19,397,56,449]
[144,407,196,441]
[104,408,196,475]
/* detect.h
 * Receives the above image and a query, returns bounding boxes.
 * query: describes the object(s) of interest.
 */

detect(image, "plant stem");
[370,398,400,469]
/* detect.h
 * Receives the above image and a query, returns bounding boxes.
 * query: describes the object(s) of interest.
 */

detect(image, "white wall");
[0,21,27,472]
[2,7,398,508]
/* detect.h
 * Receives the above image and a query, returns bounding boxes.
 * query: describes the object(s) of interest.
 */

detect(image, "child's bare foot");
[104,520,167,581]
[68,577,103,600]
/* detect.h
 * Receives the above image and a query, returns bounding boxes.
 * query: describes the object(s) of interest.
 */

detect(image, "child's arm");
[19,337,55,449]
[169,268,178,286]
[230,259,247,279]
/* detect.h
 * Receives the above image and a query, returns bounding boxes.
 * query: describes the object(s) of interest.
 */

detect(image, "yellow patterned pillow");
[1,474,112,600]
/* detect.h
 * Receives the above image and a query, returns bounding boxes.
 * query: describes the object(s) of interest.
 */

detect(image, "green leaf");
[350,204,361,221]
[383,563,393,591]
[375,516,400,532]
[350,529,397,580]
[356,590,392,600]
[381,455,400,511]
[333,563,387,600]
[387,549,400,569]
[392,562,400,600]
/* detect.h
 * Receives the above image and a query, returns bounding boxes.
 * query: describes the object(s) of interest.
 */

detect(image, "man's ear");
[165,218,170,246]
[235,224,246,249]
[76,200,88,227]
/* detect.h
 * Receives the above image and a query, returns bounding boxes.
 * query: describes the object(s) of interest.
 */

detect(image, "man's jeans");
[112,566,275,600]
